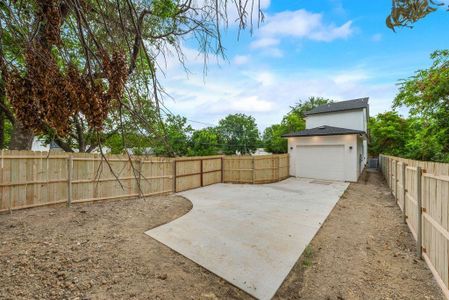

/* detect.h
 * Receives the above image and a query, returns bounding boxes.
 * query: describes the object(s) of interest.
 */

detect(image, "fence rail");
[380,154,449,299]
[0,151,289,212]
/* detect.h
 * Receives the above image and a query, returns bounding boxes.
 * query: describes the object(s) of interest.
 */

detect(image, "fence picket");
[380,154,449,299]
[0,151,289,211]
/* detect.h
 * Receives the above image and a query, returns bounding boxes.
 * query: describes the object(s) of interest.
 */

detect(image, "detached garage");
[283,126,366,182]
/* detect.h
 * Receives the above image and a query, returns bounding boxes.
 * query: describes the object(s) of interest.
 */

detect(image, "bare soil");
[0,170,443,299]
[275,170,443,300]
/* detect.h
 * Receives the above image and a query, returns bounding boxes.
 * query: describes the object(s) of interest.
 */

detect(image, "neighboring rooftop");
[304,97,369,116]
[282,125,365,138]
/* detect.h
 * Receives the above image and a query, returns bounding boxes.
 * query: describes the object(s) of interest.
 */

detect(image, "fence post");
[173,159,177,193]
[402,162,407,223]
[277,155,280,181]
[67,155,72,207]
[395,160,399,202]
[252,156,255,184]
[416,166,423,258]
[200,159,203,187]
[136,159,142,197]
[220,157,224,183]
[388,157,393,189]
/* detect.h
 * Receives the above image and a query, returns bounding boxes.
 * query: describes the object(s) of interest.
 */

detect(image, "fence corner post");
[67,155,73,207]
[416,165,423,259]
[402,162,407,224]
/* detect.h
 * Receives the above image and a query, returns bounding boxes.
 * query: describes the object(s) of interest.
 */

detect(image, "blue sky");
[160,1,449,131]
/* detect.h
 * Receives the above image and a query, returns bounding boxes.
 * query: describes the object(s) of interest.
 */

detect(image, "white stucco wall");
[305,109,367,132]
[287,134,364,182]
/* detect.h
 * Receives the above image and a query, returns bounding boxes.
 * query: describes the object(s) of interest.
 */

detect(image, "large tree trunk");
[9,121,33,150]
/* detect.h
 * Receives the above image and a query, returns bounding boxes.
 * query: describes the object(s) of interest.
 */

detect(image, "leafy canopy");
[392,50,449,161]
[217,114,260,155]
[263,97,333,154]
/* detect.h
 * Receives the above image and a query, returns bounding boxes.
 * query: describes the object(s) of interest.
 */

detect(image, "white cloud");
[254,71,275,86]
[250,37,280,49]
[333,71,369,84]
[225,96,274,113]
[159,58,397,131]
[251,9,354,50]
[233,55,250,65]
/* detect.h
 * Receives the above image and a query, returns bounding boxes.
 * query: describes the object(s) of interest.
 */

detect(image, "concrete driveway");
[145,178,349,299]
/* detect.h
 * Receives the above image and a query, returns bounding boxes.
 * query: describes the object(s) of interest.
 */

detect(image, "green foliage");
[189,127,221,156]
[152,115,193,156]
[405,118,448,161]
[391,50,449,162]
[368,112,410,157]
[263,124,287,154]
[217,114,260,155]
[263,97,332,154]
[290,97,334,118]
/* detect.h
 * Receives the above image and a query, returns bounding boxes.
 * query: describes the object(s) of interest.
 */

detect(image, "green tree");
[394,50,449,162]
[263,124,287,153]
[368,112,411,157]
[152,115,193,156]
[189,127,221,156]
[217,114,259,155]
[405,117,448,161]
[290,97,334,118]
[263,97,332,153]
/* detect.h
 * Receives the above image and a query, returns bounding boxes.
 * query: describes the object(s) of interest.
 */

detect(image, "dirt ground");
[0,170,443,299]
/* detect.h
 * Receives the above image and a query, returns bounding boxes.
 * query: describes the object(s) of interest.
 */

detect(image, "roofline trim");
[304,106,367,116]
[282,131,366,138]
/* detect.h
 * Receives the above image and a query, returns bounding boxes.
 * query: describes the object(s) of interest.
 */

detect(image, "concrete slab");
[145,178,349,299]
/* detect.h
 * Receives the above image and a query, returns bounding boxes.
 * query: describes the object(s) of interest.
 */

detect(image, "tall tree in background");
[394,50,449,162]
[152,114,193,156]
[189,127,220,156]
[368,111,410,157]
[217,114,259,155]
[0,0,262,152]
[263,97,333,153]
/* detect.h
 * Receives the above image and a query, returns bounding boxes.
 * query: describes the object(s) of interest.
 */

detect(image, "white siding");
[305,109,367,132]
[287,134,362,182]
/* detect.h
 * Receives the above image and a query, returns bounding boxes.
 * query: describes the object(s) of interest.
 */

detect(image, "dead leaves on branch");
[386,0,445,30]
[5,43,128,136]
[3,0,128,136]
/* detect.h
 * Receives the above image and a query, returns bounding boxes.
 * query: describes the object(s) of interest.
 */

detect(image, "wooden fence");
[0,151,289,212]
[223,155,289,184]
[380,154,449,299]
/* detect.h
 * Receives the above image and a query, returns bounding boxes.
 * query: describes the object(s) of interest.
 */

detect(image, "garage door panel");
[296,145,345,181]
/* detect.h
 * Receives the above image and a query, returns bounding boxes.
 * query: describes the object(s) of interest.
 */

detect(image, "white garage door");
[296,145,345,181]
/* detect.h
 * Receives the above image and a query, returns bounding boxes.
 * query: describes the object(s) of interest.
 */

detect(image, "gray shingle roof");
[304,97,369,116]
[282,125,365,138]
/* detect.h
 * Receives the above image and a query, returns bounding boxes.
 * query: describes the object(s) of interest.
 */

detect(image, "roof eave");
[304,106,367,116]
[282,132,366,138]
